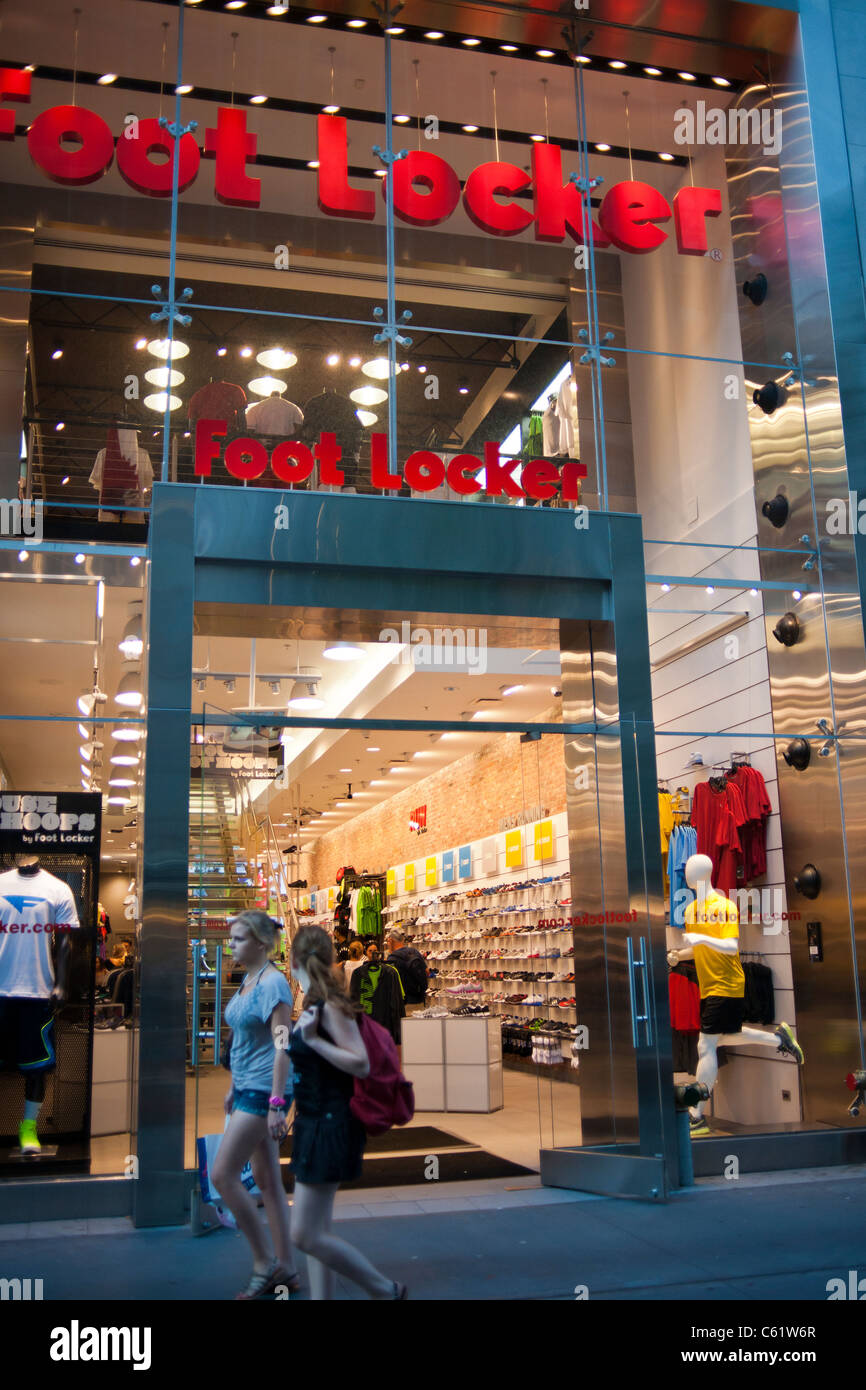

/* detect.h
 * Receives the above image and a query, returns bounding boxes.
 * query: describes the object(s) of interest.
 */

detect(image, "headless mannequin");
[8,855,72,1131]
[667,853,799,1123]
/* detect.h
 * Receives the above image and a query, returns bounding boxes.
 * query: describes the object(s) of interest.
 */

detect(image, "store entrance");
[182,591,671,1201]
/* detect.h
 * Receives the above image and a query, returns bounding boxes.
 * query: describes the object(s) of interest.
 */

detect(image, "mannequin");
[555,373,578,457]
[189,377,247,432]
[541,394,559,457]
[245,390,304,437]
[0,853,80,1154]
[667,853,803,1137]
[88,413,153,522]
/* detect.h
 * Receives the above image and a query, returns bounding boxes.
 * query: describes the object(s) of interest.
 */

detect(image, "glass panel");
[0,549,145,1178]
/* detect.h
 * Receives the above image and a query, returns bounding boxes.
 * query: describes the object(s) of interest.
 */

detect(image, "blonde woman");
[212,910,299,1300]
[289,925,407,1300]
[342,939,365,986]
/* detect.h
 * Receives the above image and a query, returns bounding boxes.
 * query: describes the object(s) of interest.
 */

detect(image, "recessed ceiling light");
[529,134,544,142]
[366,745,381,752]
[346,18,367,27]
[266,2,290,13]
[225,0,246,7]
[339,767,353,773]
[307,14,328,21]
[500,684,524,696]
[660,583,671,593]
[678,71,696,81]
[373,169,387,177]
[240,346,253,357]
[536,49,554,58]
[17,549,28,562]
[55,421,65,431]
[659,152,674,161]
[61,475,70,484]
[644,66,662,76]
[250,94,268,105]
[323,641,364,660]
[326,353,340,366]
[712,76,731,86]
[575,54,591,64]
[462,37,481,46]
[97,74,118,85]
[175,84,194,95]
[348,355,362,367]
[595,142,611,152]
[462,124,479,133]
[500,44,518,52]
[425,31,444,40]
[394,114,411,123]
[323,104,340,114]
[706,586,715,595]
[307,159,320,168]
[130,556,141,567]
[385,26,405,34]
[608,60,627,69]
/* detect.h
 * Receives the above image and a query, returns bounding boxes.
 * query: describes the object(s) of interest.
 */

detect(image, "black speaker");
[761,493,788,528]
[754,380,786,415]
[772,612,800,647]
[794,864,821,899]
[743,272,768,306]
[782,738,811,771]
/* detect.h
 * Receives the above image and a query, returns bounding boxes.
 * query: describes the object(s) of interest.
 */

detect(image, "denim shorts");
[232,1086,292,1118]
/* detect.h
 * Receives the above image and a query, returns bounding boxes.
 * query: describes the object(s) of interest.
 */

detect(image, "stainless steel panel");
[540,1145,667,1201]
[0,221,34,496]
[690,1128,866,1178]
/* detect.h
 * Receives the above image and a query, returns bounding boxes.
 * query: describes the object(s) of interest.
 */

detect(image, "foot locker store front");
[2,0,866,1226]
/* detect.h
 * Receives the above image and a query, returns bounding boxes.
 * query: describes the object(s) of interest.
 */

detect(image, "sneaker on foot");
[775,1021,804,1064]
[18,1119,41,1155]
[689,1114,710,1138]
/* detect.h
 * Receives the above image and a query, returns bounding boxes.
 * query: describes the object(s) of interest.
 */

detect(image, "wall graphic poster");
[425,856,437,887]
[480,837,498,874]
[441,850,455,883]
[505,828,523,868]
[404,861,416,892]
[534,819,554,861]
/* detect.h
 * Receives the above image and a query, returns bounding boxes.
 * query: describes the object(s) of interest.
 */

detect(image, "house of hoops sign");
[194,746,279,780]
[1,72,723,255]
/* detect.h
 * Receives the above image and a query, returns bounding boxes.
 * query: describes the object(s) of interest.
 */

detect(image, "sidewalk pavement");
[0,1164,863,1301]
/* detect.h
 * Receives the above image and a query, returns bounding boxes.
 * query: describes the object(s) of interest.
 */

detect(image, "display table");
[401,1015,503,1113]
[91,1026,135,1136]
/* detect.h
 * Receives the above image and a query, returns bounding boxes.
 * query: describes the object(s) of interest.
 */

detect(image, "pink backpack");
[350,1013,415,1137]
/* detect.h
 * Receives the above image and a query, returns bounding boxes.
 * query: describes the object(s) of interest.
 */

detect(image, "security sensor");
[761,493,788,528]
[742,273,768,306]
[754,380,786,415]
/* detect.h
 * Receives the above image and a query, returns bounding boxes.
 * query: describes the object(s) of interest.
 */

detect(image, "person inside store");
[343,940,365,987]
[212,910,299,1300]
[364,940,380,962]
[385,929,428,1016]
[288,925,407,1300]
[333,921,356,963]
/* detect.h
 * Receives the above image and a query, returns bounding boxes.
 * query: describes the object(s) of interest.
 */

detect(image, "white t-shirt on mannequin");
[0,868,80,999]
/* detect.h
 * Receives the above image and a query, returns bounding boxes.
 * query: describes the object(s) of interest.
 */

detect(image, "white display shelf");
[402,1015,503,1113]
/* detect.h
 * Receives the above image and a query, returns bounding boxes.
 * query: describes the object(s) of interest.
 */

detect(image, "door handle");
[627,935,653,1048]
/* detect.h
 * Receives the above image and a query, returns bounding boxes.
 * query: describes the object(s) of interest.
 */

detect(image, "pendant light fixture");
[322,641,364,661]
[257,348,297,371]
[118,602,144,660]
[110,742,141,767]
[115,670,144,708]
[323,47,340,114]
[288,679,324,711]
[349,385,388,407]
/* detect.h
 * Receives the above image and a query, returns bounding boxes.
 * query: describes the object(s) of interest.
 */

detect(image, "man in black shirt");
[333,922,356,964]
[386,929,428,1013]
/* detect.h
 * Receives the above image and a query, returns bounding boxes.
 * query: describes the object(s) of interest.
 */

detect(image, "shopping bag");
[197,1115,261,1208]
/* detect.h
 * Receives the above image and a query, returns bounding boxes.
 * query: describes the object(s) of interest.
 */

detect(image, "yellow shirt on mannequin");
[684,890,745,999]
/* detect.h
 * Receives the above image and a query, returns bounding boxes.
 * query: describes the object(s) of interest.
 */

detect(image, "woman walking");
[289,925,407,1300]
[211,910,299,1300]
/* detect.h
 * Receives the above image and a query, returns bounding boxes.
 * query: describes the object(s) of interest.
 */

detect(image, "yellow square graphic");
[425,856,437,886]
[505,829,523,868]
[386,867,397,897]
[405,861,416,892]
[534,819,554,861]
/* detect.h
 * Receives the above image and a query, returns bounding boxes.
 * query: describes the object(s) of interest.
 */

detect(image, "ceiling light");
[362,356,397,380]
[145,367,184,389]
[706,586,715,594]
[425,31,444,39]
[373,169,387,177]
[51,344,64,360]
[55,421,65,431]
[658,152,675,161]
[111,725,142,742]
[323,641,364,661]
[115,671,143,708]
[462,124,479,133]
[17,549,27,562]
[536,49,554,58]
[660,583,671,593]
[307,160,320,168]
[500,684,524,696]
[97,74,118,85]
[130,556,141,567]
[609,60,627,70]
[268,680,281,694]
[339,767,353,773]
[458,379,469,395]
[644,66,662,76]
[595,143,611,152]
[366,745,381,752]
[78,723,89,739]
[385,26,405,35]
[529,134,544,142]
[248,375,288,397]
[678,71,696,81]
[216,346,228,357]
[575,54,591,64]
[77,690,107,717]
[61,475,70,485]
[226,0,247,6]
[792,589,802,600]
[108,776,136,788]
[462,38,481,46]
[346,18,367,27]
[500,44,518,52]
[74,552,85,564]
[266,1,289,12]
[326,353,341,366]
[257,348,297,371]
[307,14,328,21]
[289,681,324,710]
[240,346,253,358]
[712,76,731,86]
[119,614,144,661]
[355,410,377,426]
[250,94,268,105]
[175,84,194,95]
[79,741,103,762]
[351,385,387,406]
[147,337,189,360]
[394,114,411,124]
[750,588,758,596]
[223,678,236,693]
[107,795,133,807]
[143,392,182,413]
[110,743,141,767]
[194,678,206,693]
[323,104,341,114]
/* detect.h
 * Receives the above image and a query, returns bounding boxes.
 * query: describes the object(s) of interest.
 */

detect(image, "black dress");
[289,1003,366,1184]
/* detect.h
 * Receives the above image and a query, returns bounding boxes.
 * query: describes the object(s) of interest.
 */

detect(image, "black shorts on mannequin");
[0,998,56,1071]
[700,995,745,1035]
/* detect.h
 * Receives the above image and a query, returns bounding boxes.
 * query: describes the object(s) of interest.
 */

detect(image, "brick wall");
[304,731,567,885]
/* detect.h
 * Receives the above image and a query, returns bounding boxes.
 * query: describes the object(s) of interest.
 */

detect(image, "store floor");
[89,1066,582,1177]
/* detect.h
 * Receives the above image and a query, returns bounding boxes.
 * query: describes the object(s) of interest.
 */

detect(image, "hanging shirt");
[188,381,247,428]
[683,889,744,999]
[658,791,674,854]
[245,395,304,436]
[542,400,559,456]
[691,781,747,896]
[0,868,80,999]
[669,824,697,927]
[727,766,772,880]
[556,376,577,455]
[89,428,153,511]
